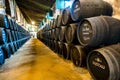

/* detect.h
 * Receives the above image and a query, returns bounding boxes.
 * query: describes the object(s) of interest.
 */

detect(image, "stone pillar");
[0,0,6,15]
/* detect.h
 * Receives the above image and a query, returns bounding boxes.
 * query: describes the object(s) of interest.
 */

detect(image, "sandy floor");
[0,38,92,80]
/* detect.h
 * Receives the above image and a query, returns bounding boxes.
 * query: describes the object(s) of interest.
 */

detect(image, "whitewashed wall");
[104,0,120,19]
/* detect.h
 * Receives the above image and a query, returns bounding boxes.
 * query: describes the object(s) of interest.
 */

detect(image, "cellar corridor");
[0,38,91,80]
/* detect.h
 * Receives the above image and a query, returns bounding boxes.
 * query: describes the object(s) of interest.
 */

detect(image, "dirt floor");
[0,38,92,80]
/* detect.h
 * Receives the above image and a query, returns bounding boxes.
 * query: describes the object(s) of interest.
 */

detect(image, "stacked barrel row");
[37,0,120,80]
[0,14,30,65]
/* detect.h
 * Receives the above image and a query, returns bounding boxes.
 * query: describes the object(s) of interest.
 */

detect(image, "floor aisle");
[0,38,92,80]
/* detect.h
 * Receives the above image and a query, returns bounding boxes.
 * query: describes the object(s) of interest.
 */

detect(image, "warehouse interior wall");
[104,0,120,19]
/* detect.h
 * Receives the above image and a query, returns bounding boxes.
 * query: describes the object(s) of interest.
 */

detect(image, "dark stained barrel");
[2,44,11,59]
[102,1,113,16]
[57,14,63,27]
[9,42,15,54]
[0,14,10,28]
[70,45,86,66]
[5,29,12,42]
[13,42,17,52]
[37,31,40,39]
[59,26,66,42]
[14,42,18,51]
[52,19,55,29]
[9,19,14,30]
[51,29,55,40]
[62,43,73,60]
[48,39,52,47]
[71,0,113,22]
[50,40,55,50]
[48,40,53,50]
[16,41,20,49]
[54,27,60,40]
[57,41,64,55]
[15,31,18,40]
[0,28,7,44]
[11,30,16,41]
[37,29,43,40]
[65,23,78,44]
[15,23,18,31]
[62,8,74,25]
[54,40,59,53]
[0,47,5,65]
[49,30,52,39]
[46,39,48,46]
[77,16,120,47]
[48,39,51,47]
[53,15,59,28]
[87,44,120,80]
[49,20,53,29]
[13,21,17,31]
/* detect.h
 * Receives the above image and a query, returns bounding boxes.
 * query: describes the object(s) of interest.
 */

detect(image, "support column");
[0,0,6,15]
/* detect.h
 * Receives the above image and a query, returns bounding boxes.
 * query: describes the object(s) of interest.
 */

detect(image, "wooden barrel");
[102,1,113,16]
[48,39,52,49]
[18,40,22,47]
[59,26,66,42]
[15,31,18,40]
[12,21,17,31]
[44,29,48,38]
[54,27,60,40]
[51,19,55,29]
[50,40,55,50]
[54,40,59,53]
[0,28,7,44]
[53,15,59,28]
[5,29,12,42]
[51,29,55,40]
[48,39,51,47]
[9,19,14,30]
[48,39,52,47]
[57,41,64,55]
[57,14,63,27]
[15,23,18,31]
[37,29,43,40]
[14,41,18,51]
[17,32,21,40]
[65,23,78,44]
[45,39,48,46]
[70,45,86,66]
[0,14,10,28]
[13,42,17,52]
[11,30,16,41]
[48,30,51,39]
[62,43,73,60]
[49,20,54,29]
[71,0,113,22]
[87,44,120,80]
[9,42,15,54]
[62,8,74,25]
[16,41,20,49]
[77,16,120,47]
[2,44,11,59]
[0,47,5,65]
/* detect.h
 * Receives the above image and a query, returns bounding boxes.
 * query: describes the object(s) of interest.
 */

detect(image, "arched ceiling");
[15,0,55,26]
